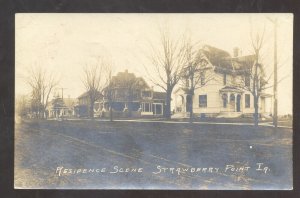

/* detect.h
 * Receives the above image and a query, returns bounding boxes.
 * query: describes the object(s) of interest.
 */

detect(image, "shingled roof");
[200,45,255,74]
[77,90,103,99]
[201,45,232,69]
[110,70,149,89]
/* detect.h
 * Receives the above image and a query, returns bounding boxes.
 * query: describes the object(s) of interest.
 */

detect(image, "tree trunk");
[254,96,259,127]
[90,102,94,118]
[41,106,45,119]
[109,104,113,122]
[189,77,194,123]
[109,89,113,121]
[189,95,194,123]
[165,90,172,119]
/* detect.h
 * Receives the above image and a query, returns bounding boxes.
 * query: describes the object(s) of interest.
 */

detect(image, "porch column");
[183,94,187,113]
[234,93,237,112]
[174,96,177,113]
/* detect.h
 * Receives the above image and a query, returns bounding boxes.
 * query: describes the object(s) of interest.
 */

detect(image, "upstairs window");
[142,91,151,98]
[223,74,227,85]
[245,94,250,108]
[245,75,250,87]
[199,95,207,108]
[200,72,205,85]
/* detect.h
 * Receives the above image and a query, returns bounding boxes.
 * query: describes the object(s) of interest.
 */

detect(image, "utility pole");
[267,17,278,128]
[108,71,113,122]
[273,19,278,128]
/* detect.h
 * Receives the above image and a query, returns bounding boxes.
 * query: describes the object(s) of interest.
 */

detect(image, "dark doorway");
[230,94,235,111]
[236,95,241,112]
[154,104,162,115]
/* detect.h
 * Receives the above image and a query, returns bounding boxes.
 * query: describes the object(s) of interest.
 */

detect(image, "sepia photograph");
[14,13,293,190]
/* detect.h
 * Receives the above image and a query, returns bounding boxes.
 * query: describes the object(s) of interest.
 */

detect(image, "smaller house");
[47,97,77,118]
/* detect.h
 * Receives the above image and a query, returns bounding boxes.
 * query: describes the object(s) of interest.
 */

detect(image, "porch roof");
[219,86,243,93]
[260,92,273,98]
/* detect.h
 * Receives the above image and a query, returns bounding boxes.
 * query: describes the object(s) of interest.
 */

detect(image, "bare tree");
[146,29,188,119]
[82,58,110,118]
[107,68,113,121]
[16,94,30,118]
[181,41,214,122]
[27,67,60,119]
[103,65,116,121]
[238,19,292,127]
[238,26,269,127]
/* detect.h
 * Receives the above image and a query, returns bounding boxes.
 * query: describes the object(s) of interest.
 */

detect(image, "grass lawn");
[15,119,292,189]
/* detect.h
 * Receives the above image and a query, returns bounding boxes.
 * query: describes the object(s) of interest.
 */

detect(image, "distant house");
[77,69,166,118]
[174,45,272,118]
[47,97,77,118]
[74,91,103,117]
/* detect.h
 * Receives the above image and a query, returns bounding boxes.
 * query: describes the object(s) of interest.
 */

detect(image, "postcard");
[14,13,293,189]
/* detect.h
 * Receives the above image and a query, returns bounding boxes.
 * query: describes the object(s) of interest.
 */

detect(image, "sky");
[15,13,293,115]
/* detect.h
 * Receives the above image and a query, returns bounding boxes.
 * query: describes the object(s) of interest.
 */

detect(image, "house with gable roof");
[76,69,167,118]
[173,45,272,118]
[99,69,166,117]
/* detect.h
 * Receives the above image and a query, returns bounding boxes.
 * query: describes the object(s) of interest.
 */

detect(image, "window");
[245,75,250,87]
[132,90,139,99]
[200,72,205,85]
[230,94,235,103]
[145,103,150,112]
[142,103,151,112]
[245,94,250,108]
[199,95,207,108]
[223,74,227,85]
[142,91,151,98]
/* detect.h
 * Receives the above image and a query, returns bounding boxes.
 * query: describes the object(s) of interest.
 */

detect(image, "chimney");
[233,47,239,57]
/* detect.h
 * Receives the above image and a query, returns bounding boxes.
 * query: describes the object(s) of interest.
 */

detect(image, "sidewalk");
[49,117,292,129]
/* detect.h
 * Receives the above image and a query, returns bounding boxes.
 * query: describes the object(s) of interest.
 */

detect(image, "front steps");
[172,111,243,118]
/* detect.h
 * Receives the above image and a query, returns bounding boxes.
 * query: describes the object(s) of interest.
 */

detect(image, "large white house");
[173,45,272,118]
